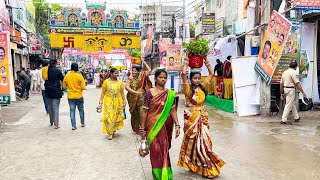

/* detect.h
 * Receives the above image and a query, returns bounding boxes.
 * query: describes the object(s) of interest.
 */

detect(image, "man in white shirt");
[30,68,39,92]
[39,62,48,114]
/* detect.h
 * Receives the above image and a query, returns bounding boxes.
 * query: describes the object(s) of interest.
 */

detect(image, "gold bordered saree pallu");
[145,90,176,180]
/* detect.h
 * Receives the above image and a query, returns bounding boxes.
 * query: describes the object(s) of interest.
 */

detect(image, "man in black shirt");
[214,59,223,76]
[17,70,31,100]
[45,59,64,129]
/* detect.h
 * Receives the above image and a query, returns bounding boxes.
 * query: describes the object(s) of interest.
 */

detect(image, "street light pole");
[182,0,186,42]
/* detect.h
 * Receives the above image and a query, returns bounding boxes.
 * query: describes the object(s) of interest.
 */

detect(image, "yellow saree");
[178,81,225,178]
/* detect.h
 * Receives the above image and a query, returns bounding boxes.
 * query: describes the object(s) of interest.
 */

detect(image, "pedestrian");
[30,68,39,92]
[44,59,64,129]
[94,69,100,87]
[139,69,180,180]
[97,68,126,140]
[125,61,151,134]
[223,55,232,78]
[280,60,307,125]
[214,59,223,76]
[178,56,225,178]
[36,66,42,94]
[63,63,86,130]
[39,61,49,114]
[16,70,31,100]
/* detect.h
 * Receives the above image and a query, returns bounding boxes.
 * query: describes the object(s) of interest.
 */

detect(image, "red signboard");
[293,0,320,9]
[10,27,21,43]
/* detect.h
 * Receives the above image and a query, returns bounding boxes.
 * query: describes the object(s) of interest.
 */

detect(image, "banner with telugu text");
[255,10,292,85]
[50,33,140,52]
[0,32,11,104]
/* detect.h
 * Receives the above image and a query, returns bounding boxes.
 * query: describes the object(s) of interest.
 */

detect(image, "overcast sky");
[46,0,201,17]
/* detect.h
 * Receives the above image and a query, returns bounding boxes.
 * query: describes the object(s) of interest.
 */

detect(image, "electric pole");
[182,0,186,42]
[171,14,175,44]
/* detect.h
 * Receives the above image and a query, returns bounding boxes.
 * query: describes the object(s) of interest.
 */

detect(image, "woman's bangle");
[175,124,181,128]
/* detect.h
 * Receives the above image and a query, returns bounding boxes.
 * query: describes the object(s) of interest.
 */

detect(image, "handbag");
[139,139,149,157]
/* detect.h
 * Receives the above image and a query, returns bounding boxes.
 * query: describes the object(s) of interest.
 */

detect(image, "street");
[0,86,320,180]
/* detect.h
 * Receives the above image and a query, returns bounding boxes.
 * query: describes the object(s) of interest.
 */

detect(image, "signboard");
[215,18,224,37]
[300,50,310,78]
[202,12,215,35]
[51,27,141,35]
[255,10,292,84]
[50,33,140,52]
[293,0,320,10]
[166,44,182,71]
[26,0,36,33]
[11,0,26,28]
[0,32,11,104]
[273,20,302,82]
[159,38,171,68]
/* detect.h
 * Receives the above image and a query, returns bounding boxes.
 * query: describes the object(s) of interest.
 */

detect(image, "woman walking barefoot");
[125,60,151,133]
[177,56,225,178]
[97,68,126,140]
[140,69,180,180]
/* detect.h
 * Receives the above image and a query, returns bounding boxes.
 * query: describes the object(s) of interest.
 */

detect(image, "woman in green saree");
[140,69,180,180]
[125,60,151,133]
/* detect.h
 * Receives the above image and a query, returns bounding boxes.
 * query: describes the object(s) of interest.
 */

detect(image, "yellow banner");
[112,36,140,49]
[50,33,140,52]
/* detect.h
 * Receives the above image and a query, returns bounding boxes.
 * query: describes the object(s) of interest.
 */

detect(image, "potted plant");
[128,48,142,65]
[183,38,210,68]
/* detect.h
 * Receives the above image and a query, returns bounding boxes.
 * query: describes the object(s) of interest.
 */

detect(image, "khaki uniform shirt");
[280,68,299,87]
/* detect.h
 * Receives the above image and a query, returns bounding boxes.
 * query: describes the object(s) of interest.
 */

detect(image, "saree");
[177,82,225,178]
[127,72,147,133]
[143,89,176,180]
[100,79,125,135]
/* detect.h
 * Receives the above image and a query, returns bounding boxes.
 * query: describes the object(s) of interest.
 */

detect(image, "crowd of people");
[19,56,225,180]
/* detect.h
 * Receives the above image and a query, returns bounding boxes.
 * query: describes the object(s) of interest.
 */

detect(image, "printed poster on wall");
[159,38,171,68]
[254,10,292,85]
[166,44,182,71]
[0,32,11,104]
[300,50,309,78]
[272,20,302,82]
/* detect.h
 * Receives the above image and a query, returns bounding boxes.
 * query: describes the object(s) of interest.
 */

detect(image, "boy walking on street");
[63,63,86,130]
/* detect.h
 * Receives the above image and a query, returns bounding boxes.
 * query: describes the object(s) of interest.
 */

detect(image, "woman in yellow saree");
[140,69,180,180]
[125,60,151,133]
[97,68,126,140]
[177,57,225,178]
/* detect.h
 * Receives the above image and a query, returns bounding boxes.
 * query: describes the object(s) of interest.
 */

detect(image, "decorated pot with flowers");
[183,38,210,68]
[128,49,142,65]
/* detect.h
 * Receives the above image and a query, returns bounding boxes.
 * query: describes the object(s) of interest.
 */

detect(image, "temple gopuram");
[49,2,140,60]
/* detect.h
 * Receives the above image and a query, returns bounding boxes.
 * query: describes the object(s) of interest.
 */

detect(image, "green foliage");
[51,3,63,12]
[34,1,62,48]
[34,0,50,47]
[128,48,142,58]
[183,38,210,56]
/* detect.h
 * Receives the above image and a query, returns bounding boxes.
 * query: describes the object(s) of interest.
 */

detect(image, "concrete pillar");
[0,106,2,126]
[259,0,271,116]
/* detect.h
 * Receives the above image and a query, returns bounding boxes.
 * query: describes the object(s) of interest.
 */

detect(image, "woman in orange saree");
[177,57,225,178]
[140,69,180,180]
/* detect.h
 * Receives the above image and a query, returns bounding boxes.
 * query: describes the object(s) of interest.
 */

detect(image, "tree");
[34,0,63,48]
[51,3,63,13]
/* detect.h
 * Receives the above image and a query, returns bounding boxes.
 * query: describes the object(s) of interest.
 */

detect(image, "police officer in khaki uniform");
[280,60,307,125]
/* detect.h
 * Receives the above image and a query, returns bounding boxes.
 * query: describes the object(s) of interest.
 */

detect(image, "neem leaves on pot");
[183,38,210,68]
[129,48,142,65]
